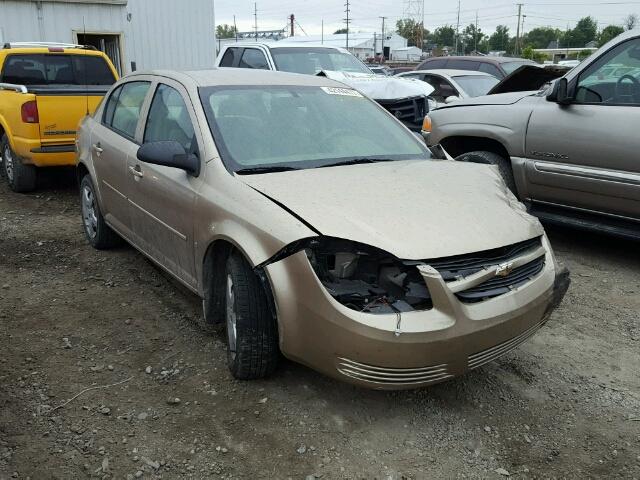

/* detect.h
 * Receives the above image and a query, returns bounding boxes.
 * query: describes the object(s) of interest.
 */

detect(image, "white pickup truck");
[214,43,435,131]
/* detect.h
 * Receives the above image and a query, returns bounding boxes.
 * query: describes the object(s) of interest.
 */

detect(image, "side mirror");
[547,78,573,105]
[137,141,200,176]
[444,95,461,104]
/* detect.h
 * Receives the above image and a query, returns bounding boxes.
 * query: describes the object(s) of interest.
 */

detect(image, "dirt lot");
[0,171,639,480]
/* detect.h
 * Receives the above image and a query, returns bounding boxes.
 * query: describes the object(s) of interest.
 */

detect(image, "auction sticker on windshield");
[321,87,363,97]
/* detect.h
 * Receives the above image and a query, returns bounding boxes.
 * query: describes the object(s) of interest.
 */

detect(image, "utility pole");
[290,14,295,37]
[379,16,387,61]
[474,10,478,53]
[233,15,238,42]
[344,0,351,50]
[254,2,258,40]
[321,19,324,44]
[515,3,523,55]
[455,0,461,55]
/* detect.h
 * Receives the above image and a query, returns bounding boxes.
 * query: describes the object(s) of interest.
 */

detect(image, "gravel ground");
[0,171,639,480]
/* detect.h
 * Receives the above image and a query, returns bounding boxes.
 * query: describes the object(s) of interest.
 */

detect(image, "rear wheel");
[455,150,516,194]
[1,135,37,193]
[80,174,122,249]
[225,251,279,380]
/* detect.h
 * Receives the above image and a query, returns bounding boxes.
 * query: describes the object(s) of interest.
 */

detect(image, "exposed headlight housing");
[305,237,432,314]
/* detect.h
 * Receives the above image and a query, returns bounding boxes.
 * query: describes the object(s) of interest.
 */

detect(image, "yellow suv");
[0,42,118,192]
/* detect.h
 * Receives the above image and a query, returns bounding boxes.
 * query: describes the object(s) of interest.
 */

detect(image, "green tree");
[396,19,428,47]
[488,25,510,52]
[432,25,456,47]
[462,23,486,53]
[523,27,562,49]
[563,16,598,47]
[334,28,348,34]
[598,25,624,46]
[521,45,545,63]
[216,24,237,39]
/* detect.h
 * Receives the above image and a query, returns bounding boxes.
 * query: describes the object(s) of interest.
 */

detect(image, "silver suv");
[425,30,640,239]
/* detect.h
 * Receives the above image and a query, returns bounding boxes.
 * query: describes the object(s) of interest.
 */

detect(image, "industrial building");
[0,0,216,75]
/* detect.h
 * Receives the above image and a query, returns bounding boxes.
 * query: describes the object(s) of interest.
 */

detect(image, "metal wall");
[0,0,216,74]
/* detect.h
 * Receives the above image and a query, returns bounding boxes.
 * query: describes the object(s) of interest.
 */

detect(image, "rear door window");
[239,48,270,69]
[219,48,239,67]
[103,81,150,139]
[1,54,115,85]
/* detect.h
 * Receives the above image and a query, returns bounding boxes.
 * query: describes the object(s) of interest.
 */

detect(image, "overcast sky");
[215,0,640,37]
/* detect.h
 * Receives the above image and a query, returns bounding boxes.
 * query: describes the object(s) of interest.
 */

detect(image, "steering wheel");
[615,74,640,102]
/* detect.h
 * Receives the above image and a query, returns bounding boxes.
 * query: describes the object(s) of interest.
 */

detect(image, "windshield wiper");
[235,166,299,175]
[317,158,395,169]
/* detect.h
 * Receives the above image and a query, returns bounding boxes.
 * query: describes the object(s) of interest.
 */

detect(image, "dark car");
[416,56,538,79]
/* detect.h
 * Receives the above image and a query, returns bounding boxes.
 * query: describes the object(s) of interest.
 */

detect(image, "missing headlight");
[305,237,432,314]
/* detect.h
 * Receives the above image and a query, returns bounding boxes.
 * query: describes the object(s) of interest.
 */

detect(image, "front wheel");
[1,135,37,193]
[455,150,517,194]
[79,174,122,249]
[225,251,279,380]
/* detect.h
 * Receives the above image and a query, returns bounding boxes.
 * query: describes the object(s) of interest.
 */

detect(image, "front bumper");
[264,237,569,390]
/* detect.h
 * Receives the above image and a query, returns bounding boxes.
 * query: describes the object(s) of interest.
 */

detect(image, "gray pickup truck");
[425,30,640,239]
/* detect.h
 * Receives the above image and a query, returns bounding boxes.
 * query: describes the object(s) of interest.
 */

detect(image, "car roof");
[127,67,349,88]
[405,69,494,77]
[424,55,534,64]
[0,46,109,57]
[222,42,349,54]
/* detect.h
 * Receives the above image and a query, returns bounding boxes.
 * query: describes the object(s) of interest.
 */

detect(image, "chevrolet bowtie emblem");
[495,262,514,277]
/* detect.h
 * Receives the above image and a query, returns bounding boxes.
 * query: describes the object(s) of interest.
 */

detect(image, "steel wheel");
[3,144,14,182]
[226,274,237,359]
[81,184,98,239]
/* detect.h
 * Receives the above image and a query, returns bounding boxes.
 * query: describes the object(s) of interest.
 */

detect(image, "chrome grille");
[456,256,546,303]
[468,321,545,370]
[337,357,453,386]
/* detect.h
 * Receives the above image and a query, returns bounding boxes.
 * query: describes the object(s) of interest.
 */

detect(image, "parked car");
[366,65,393,76]
[215,43,435,131]
[424,30,640,239]
[0,42,118,192]
[77,68,569,389]
[417,55,539,79]
[390,66,415,75]
[396,69,499,106]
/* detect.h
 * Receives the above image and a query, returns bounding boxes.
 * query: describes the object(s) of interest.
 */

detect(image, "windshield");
[200,85,430,173]
[270,47,372,75]
[453,75,500,97]
[501,61,538,75]
[1,54,116,86]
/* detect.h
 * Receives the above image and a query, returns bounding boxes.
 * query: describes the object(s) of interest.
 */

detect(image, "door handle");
[128,165,144,178]
[92,143,103,156]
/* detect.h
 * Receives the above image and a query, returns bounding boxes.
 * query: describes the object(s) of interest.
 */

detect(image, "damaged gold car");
[76,69,570,389]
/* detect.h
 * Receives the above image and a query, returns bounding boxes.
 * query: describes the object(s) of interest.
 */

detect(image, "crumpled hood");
[487,64,568,95]
[319,70,435,100]
[434,90,535,110]
[240,160,543,260]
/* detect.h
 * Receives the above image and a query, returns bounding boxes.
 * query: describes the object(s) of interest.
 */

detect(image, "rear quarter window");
[1,54,115,85]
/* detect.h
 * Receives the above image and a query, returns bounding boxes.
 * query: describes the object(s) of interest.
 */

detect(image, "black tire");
[1,134,37,193]
[79,174,122,250]
[224,251,279,380]
[455,150,517,194]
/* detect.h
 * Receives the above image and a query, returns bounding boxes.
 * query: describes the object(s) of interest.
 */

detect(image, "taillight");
[48,47,64,52]
[21,101,39,123]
